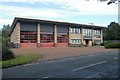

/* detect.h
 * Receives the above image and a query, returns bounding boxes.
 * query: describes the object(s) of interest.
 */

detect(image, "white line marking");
[24,64,32,66]
[114,57,120,60]
[47,61,54,63]
[36,63,39,64]
[73,61,107,71]
[42,76,49,79]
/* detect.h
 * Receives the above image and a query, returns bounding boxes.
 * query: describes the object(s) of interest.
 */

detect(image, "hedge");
[104,42,120,49]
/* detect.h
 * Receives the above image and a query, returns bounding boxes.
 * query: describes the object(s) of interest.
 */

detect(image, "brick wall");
[10,22,20,48]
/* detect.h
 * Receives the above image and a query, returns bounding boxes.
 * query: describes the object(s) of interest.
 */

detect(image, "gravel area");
[11,46,117,60]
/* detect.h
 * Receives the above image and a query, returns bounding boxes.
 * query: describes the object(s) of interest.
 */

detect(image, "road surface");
[2,49,119,79]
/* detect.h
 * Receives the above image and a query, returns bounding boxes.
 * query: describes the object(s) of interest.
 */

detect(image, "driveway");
[11,46,117,60]
[2,49,119,78]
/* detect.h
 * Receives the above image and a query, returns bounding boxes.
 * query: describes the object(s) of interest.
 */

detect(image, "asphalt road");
[2,49,119,79]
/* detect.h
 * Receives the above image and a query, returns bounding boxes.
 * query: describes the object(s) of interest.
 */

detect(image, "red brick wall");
[56,43,68,47]
[40,43,54,48]
[20,43,37,48]
[20,43,68,48]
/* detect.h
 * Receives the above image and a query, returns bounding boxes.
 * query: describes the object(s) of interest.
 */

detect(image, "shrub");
[92,42,97,46]
[100,43,104,46]
[104,42,120,49]
[100,41,108,46]
[2,47,15,61]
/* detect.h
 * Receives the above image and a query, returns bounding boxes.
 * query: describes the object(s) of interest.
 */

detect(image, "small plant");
[2,47,15,61]
[100,43,104,46]
[92,42,97,46]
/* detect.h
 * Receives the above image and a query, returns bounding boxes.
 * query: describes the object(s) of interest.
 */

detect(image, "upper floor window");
[94,30,100,35]
[71,27,80,34]
[82,28,92,36]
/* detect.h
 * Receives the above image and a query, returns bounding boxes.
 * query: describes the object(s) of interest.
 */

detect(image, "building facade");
[9,17,103,48]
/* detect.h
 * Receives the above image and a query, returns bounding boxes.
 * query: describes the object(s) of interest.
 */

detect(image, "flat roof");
[9,17,106,36]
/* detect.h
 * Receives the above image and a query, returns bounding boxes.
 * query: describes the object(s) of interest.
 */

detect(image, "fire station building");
[9,17,103,48]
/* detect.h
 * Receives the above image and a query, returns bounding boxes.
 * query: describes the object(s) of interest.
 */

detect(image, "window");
[94,40,101,44]
[40,32,54,43]
[94,30,100,35]
[94,30,100,38]
[57,33,68,43]
[71,39,81,44]
[20,31,37,43]
[82,28,92,36]
[71,27,80,34]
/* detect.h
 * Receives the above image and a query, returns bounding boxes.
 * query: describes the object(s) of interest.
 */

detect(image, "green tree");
[2,24,11,47]
[1,24,15,61]
[103,22,120,40]
[103,27,108,40]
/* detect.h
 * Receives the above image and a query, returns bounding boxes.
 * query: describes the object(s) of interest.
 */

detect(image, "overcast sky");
[0,0,118,29]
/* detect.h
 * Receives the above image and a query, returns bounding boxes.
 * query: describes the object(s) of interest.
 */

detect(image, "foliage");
[1,54,40,68]
[2,47,15,61]
[104,42,120,48]
[1,25,14,61]
[100,43,104,46]
[0,30,2,36]
[103,22,120,40]
[100,41,109,46]
[2,24,11,47]
[92,42,97,46]
[2,24,10,38]
[97,0,119,5]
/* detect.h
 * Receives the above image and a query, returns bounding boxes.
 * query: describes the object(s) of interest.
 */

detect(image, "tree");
[103,22,120,40]
[108,22,120,40]
[87,0,120,5]
[2,24,11,38]
[1,24,15,61]
[2,24,11,47]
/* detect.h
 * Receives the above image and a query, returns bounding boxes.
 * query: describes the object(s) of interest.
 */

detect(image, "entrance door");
[86,40,89,46]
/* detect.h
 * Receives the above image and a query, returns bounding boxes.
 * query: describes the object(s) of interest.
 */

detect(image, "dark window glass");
[57,33,68,43]
[40,32,54,43]
[82,28,92,36]
[71,28,80,34]
[20,31,37,43]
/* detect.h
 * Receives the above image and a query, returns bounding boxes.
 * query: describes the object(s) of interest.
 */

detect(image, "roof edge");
[9,17,106,36]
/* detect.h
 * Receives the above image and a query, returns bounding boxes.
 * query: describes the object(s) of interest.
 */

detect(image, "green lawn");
[0,54,42,68]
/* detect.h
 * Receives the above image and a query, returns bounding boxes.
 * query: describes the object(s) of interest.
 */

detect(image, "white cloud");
[0,18,13,28]
[0,4,64,18]
[0,0,118,15]
[0,0,118,28]
[66,0,118,15]
[0,19,12,24]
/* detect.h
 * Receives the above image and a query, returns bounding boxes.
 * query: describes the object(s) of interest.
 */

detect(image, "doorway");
[86,40,89,46]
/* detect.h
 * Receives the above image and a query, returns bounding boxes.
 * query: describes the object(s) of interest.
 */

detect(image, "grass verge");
[0,54,41,68]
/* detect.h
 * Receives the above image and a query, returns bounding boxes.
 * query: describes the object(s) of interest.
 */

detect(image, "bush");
[92,42,97,46]
[2,47,15,61]
[104,42,120,49]
[100,43,104,46]
[100,41,108,46]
